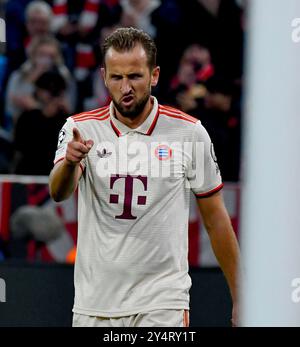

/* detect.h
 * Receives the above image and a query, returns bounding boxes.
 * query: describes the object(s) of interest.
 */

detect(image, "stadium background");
[0,0,244,326]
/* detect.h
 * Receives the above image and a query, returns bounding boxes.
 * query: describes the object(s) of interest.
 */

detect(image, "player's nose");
[120,79,132,94]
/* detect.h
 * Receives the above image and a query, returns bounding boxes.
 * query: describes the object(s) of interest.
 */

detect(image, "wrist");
[64,158,80,168]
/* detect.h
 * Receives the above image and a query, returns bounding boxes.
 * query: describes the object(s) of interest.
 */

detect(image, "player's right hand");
[65,128,94,166]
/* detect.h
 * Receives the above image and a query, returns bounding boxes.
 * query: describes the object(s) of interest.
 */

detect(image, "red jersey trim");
[160,105,198,123]
[74,114,110,123]
[195,183,224,198]
[110,107,160,137]
[146,106,160,135]
[110,119,121,137]
[71,106,109,120]
[109,102,197,136]
[72,106,108,117]
[160,111,198,124]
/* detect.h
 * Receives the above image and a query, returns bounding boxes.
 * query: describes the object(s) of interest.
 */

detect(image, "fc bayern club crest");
[154,144,172,161]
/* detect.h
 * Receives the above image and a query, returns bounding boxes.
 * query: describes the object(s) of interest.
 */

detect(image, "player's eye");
[128,74,142,80]
[111,75,122,80]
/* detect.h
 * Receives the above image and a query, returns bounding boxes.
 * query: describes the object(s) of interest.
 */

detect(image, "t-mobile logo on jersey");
[0,278,6,303]
[109,174,147,220]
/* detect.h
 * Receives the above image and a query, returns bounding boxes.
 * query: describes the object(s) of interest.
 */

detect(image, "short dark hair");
[102,27,157,69]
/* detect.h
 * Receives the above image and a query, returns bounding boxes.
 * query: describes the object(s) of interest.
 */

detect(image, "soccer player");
[49,27,240,327]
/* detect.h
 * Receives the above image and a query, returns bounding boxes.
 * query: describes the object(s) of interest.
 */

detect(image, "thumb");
[85,139,94,150]
[72,128,83,143]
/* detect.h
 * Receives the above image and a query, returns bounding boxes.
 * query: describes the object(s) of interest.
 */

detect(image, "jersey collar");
[110,96,159,137]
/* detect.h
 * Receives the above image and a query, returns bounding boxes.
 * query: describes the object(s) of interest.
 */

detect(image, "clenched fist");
[65,128,94,166]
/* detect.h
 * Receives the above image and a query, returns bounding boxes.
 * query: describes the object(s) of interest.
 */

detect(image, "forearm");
[49,160,81,202]
[206,213,240,303]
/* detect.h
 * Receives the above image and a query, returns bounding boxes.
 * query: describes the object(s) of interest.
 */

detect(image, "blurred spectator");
[25,1,53,45]
[52,0,121,37]
[200,75,241,181]
[50,0,121,111]
[52,0,122,81]
[120,0,160,37]
[5,35,75,128]
[5,0,53,73]
[52,0,99,80]
[13,70,69,175]
[168,44,214,113]
[181,44,214,81]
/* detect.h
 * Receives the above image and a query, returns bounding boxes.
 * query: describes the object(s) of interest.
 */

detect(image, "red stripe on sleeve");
[195,183,224,198]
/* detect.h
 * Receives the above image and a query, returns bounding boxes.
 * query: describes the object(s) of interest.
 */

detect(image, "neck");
[114,97,154,129]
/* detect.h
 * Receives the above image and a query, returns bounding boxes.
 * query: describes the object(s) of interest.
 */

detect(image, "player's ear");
[100,68,107,86]
[151,66,160,87]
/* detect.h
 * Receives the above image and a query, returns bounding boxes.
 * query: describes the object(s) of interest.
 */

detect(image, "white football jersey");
[54,96,223,317]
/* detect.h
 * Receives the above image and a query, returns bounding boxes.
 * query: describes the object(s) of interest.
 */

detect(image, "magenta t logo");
[109,174,148,219]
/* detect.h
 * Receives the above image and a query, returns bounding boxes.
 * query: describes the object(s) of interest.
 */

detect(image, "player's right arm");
[49,128,93,202]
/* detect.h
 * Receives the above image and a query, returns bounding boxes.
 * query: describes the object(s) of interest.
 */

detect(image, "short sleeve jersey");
[54,97,223,317]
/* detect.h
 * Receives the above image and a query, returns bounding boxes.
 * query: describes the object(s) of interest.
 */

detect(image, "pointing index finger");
[72,128,83,143]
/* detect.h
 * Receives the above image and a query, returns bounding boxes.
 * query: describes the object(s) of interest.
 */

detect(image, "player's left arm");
[196,191,240,326]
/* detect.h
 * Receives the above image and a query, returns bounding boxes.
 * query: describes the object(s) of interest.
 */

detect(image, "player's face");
[101,44,159,119]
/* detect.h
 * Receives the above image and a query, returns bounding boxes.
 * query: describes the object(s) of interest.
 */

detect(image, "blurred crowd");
[0,0,245,181]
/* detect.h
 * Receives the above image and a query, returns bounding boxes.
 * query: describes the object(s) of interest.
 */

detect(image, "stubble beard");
[112,91,151,119]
